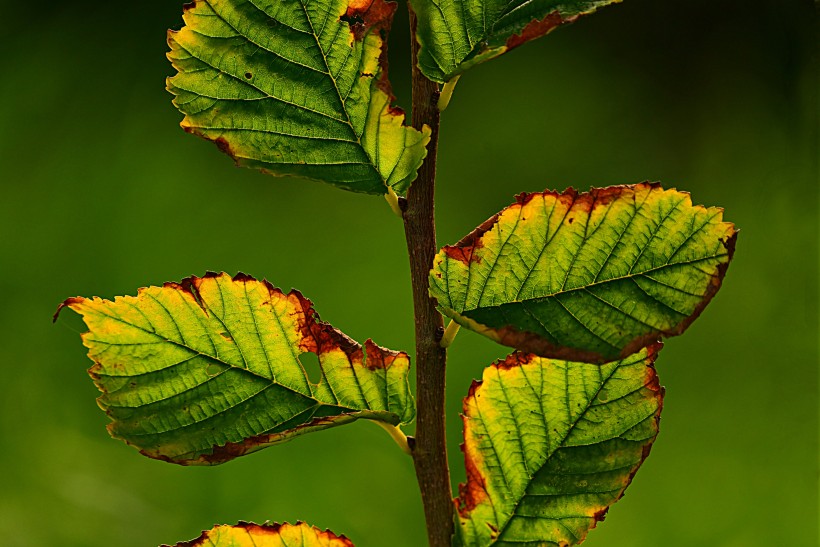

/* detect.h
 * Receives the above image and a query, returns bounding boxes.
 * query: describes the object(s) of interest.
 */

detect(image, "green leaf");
[410,0,621,83]
[430,183,737,363]
[455,346,663,546]
[56,272,414,465]
[166,521,354,546]
[167,0,430,195]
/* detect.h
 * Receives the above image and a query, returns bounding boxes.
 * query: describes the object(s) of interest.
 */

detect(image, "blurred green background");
[0,0,816,545]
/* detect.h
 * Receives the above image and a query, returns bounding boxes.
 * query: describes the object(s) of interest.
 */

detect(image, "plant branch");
[404,6,454,547]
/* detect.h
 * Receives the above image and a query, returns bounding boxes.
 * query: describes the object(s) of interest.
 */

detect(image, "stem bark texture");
[404,7,454,547]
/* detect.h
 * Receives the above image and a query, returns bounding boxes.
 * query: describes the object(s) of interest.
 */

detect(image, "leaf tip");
[53,297,85,323]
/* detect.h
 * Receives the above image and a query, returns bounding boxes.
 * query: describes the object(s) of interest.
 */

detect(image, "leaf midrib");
[86,302,275,384]
[456,252,728,313]
[252,0,389,187]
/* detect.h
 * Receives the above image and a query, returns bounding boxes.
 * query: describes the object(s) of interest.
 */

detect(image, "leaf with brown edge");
[165,521,354,547]
[410,0,622,83]
[430,183,737,363]
[167,0,430,195]
[454,345,664,546]
[56,272,414,465]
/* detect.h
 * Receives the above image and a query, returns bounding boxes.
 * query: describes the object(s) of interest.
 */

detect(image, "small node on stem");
[437,75,461,112]
[439,320,461,348]
[373,421,412,456]
[384,187,403,218]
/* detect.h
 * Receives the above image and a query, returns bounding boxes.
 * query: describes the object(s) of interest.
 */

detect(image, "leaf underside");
[430,183,737,363]
[57,272,414,465]
[455,346,663,546]
[166,521,354,547]
[410,0,621,83]
[168,0,430,195]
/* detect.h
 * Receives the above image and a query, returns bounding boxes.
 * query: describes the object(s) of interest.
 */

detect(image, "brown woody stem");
[403,6,454,547]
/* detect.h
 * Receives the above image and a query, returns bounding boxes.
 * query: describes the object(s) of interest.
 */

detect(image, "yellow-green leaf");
[168,0,430,195]
[410,0,621,83]
[455,346,663,546]
[430,183,737,363]
[57,272,414,465]
[166,521,353,547]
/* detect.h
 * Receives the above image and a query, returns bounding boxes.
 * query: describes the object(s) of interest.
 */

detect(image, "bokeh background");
[0,0,816,545]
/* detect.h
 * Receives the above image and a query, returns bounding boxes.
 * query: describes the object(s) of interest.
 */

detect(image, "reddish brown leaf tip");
[53,297,84,322]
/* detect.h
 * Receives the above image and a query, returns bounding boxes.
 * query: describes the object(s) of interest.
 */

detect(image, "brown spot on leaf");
[363,338,405,370]
[180,126,243,167]
[506,12,578,50]
[441,212,500,265]
[445,187,585,266]
[286,288,408,372]
[570,183,661,214]
[214,136,232,155]
[340,0,410,123]
[182,1,197,13]
[492,351,535,371]
[443,244,482,265]
[592,506,610,523]
[231,271,256,283]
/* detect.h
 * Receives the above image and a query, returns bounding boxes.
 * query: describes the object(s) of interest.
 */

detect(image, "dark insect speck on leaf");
[244,72,253,79]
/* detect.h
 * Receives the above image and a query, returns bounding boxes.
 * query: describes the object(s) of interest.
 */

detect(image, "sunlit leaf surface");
[455,346,663,546]
[58,272,414,464]
[168,0,430,195]
[430,183,736,362]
